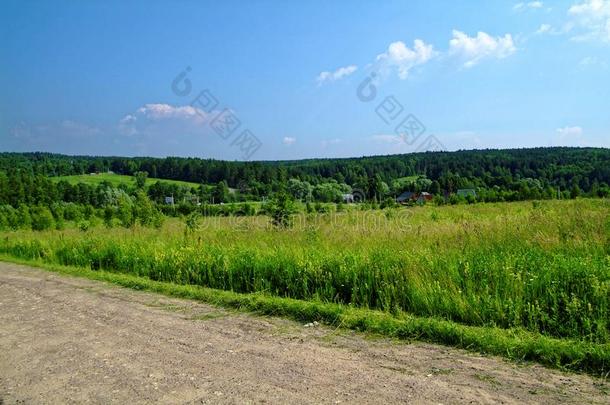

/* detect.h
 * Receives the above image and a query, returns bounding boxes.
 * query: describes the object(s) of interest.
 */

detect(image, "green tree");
[133,191,163,227]
[313,182,343,203]
[433,195,445,206]
[16,205,31,229]
[103,206,114,228]
[183,211,200,240]
[570,183,581,199]
[30,206,54,231]
[134,171,148,189]
[116,195,135,228]
[268,191,295,228]
[287,178,313,201]
[213,181,229,203]
[430,180,441,195]
[380,197,397,209]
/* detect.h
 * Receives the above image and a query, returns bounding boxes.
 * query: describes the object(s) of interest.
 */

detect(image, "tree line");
[2,147,609,194]
[0,147,609,231]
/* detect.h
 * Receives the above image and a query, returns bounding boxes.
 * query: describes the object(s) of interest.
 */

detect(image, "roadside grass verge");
[1,255,608,378]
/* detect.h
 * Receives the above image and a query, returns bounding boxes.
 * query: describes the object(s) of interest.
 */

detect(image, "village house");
[396,191,415,204]
[417,192,433,203]
[342,193,354,203]
[396,191,433,204]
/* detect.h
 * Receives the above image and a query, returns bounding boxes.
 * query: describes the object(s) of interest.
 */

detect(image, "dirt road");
[0,262,606,404]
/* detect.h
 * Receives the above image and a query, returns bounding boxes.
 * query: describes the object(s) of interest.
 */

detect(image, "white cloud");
[514,1,544,11]
[115,103,236,156]
[569,0,610,17]
[118,114,138,136]
[119,103,214,136]
[449,30,517,68]
[317,31,514,85]
[557,126,583,138]
[579,56,609,67]
[376,39,436,79]
[135,103,209,123]
[282,136,296,146]
[567,0,610,42]
[316,65,358,84]
[536,23,553,34]
[580,56,596,65]
[321,138,341,148]
[556,126,587,146]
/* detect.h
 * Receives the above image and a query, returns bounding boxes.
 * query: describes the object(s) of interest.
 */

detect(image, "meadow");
[51,173,200,188]
[1,199,609,372]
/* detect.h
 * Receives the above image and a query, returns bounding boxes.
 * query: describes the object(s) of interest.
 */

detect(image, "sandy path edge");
[0,261,607,404]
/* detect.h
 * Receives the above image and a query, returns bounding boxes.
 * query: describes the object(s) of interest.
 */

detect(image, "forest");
[1,147,609,210]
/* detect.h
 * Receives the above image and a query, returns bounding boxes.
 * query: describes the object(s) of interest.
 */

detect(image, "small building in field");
[397,191,434,204]
[342,193,354,203]
[417,192,433,203]
[396,191,416,204]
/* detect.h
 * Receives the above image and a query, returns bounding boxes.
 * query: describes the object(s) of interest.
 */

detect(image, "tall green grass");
[1,199,608,345]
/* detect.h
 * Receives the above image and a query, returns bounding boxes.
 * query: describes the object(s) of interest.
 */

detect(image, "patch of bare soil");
[0,262,607,404]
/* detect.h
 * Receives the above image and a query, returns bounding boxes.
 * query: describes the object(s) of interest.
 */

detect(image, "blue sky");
[1,0,609,160]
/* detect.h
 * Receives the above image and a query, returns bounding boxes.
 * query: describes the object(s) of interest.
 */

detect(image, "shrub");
[30,206,54,231]
[268,192,296,228]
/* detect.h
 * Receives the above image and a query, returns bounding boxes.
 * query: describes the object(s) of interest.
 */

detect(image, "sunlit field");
[2,199,608,346]
[51,173,200,188]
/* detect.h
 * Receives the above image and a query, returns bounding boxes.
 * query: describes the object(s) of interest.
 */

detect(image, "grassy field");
[51,173,199,188]
[1,199,609,373]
